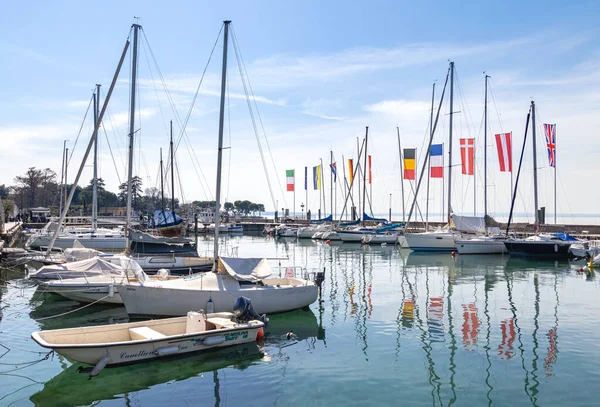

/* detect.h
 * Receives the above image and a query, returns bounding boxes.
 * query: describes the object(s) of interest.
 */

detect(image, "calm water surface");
[2,235,600,406]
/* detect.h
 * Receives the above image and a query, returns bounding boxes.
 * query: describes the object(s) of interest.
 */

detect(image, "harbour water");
[2,234,600,406]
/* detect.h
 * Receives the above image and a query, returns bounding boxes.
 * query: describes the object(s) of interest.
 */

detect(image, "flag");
[460,138,475,175]
[304,166,308,190]
[544,124,556,168]
[313,165,321,190]
[403,148,416,180]
[348,159,354,184]
[330,162,337,182]
[495,132,512,172]
[368,155,372,184]
[430,144,443,178]
[286,169,295,192]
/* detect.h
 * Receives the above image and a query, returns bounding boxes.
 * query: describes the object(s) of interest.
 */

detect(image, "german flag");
[403,148,416,180]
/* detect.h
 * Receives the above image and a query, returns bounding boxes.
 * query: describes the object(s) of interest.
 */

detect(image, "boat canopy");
[33,257,123,279]
[217,257,272,282]
[310,215,332,223]
[451,214,502,234]
[148,210,183,228]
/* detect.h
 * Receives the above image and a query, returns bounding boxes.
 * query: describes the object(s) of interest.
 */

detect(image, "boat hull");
[32,315,262,366]
[455,238,507,255]
[504,241,572,259]
[405,232,458,252]
[119,281,318,317]
[28,235,127,250]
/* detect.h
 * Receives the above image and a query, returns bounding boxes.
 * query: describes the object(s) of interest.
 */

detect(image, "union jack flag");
[544,123,556,168]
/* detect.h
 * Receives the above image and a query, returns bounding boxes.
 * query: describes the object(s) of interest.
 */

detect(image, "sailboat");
[26,87,127,251]
[117,21,319,317]
[503,101,573,259]
[404,62,463,252]
[147,121,186,237]
[455,74,507,255]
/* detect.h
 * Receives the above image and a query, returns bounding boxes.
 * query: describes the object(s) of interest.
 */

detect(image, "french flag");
[430,144,443,178]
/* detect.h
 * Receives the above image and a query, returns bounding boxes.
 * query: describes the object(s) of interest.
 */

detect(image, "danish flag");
[460,138,475,175]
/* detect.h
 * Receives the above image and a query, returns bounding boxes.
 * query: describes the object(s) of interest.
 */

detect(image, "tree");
[118,176,143,209]
[13,167,57,208]
[224,202,234,212]
[0,184,8,199]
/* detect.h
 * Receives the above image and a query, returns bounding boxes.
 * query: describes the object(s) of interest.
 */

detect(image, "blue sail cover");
[363,212,387,222]
[148,210,183,228]
[375,223,404,234]
[339,219,361,227]
[552,233,578,242]
[310,214,333,223]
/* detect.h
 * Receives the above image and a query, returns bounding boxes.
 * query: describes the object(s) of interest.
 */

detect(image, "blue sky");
[1,1,599,221]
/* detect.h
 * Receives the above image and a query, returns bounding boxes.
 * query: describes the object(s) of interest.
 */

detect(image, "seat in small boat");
[206,317,235,329]
[129,326,166,341]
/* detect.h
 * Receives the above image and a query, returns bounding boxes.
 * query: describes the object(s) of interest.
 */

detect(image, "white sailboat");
[404,62,462,252]
[455,74,507,255]
[117,21,318,317]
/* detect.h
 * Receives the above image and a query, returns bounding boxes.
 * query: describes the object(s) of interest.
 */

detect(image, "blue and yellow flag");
[313,165,321,190]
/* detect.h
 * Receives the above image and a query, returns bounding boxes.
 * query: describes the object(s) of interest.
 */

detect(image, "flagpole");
[510,132,514,207]
[320,158,326,218]
[362,127,369,226]
[294,171,296,220]
[330,151,333,222]
[426,83,435,229]
[397,128,406,223]
[473,139,476,217]
[342,154,348,220]
[357,137,361,222]
[305,166,308,220]
[554,125,557,224]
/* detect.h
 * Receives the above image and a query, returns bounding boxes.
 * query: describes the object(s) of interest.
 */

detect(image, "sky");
[1,0,599,223]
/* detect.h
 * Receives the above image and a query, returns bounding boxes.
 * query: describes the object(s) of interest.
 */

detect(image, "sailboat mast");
[160,148,165,212]
[330,150,333,221]
[59,140,67,217]
[126,23,140,246]
[425,82,435,229]
[170,120,175,214]
[484,74,489,219]
[362,126,369,225]
[214,20,231,265]
[92,85,100,230]
[531,100,539,228]
[397,127,406,223]
[447,61,454,224]
[554,125,557,224]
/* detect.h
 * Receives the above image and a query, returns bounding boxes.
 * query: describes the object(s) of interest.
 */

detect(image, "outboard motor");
[315,268,325,290]
[233,296,266,324]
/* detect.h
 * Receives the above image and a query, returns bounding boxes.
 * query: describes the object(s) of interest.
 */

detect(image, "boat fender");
[257,327,264,340]
[207,298,214,314]
[108,285,115,298]
[89,355,109,378]
[203,335,226,346]
[156,345,180,357]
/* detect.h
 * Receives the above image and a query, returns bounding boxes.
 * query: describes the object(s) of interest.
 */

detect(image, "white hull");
[455,237,507,255]
[119,278,318,317]
[131,255,213,274]
[27,235,127,250]
[361,234,398,245]
[43,283,124,304]
[297,228,318,238]
[337,231,369,242]
[322,231,341,241]
[397,235,407,248]
[405,231,459,252]
[32,312,262,366]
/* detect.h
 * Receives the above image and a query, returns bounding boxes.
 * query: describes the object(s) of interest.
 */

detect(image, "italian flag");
[286,169,295,191]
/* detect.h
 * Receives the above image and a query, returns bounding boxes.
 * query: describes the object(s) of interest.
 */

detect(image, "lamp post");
[301,202,305,220]
[389,193,392,222]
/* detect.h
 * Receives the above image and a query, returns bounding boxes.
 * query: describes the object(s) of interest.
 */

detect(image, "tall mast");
[531,100,539,228]
[64,147,69,211]
[214,20,231,266]
[126,23,140,246]
[447,61,454,224]
[397,127,406,223]
[92,84,101,230]
[425,82,435,229]
[330,150,333,221]
[170,120,175,214]
[362,126,369,225]
[356,137,361,221]
[554,126,557,224]
[484,74,489,220]
[59,140,67,217]
[160,148,165,212]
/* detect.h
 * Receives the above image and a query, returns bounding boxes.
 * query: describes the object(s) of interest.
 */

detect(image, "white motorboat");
[118,257,319,317]
[31,309,264,368]
[337,228,376,243]
[278,227,298,238]
[297,227,319,239]
[455,235,508,255]
[29,256,123,281]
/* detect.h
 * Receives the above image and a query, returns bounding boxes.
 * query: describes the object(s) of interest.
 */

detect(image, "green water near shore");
[2,235,600,406]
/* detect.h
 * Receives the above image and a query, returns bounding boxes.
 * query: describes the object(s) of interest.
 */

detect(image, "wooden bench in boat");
[129,326,166,341]
[205,317,235,329]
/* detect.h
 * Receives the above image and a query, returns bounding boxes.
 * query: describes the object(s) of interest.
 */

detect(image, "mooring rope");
[34,294,112,321]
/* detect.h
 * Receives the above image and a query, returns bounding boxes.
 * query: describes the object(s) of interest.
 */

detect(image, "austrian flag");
[286,169,295,191]
[495,132,512,172]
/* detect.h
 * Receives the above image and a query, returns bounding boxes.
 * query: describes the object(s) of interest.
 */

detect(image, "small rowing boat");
[31,306,264,370]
